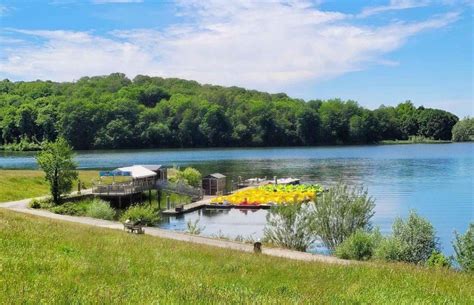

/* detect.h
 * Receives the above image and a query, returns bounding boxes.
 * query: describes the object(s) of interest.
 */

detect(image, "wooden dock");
[161,196,214,215]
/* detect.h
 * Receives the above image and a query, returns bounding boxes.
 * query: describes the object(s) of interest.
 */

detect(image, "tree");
[94,118,134,148]
[453,223,474,272]
[296,108,320,145]
[417,108,458,140]
[311,183,375,251]
[199,105,232,146]
[36,138,78,204]
[452,117,474,142]
[396,101,418,138]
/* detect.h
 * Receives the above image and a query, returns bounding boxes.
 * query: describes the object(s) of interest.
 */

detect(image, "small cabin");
[202,173,226,196]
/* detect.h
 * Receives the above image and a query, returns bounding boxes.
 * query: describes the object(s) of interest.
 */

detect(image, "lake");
[1,143,473,255]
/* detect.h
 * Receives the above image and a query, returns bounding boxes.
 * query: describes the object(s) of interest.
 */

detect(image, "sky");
[0,0,472,117]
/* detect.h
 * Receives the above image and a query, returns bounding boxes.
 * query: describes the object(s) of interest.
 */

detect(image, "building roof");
[204,173,226,179]
[116,165,157,179]
[140,164,163,171]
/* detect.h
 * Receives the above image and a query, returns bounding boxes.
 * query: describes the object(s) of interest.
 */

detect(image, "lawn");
[0,170,99,202]
[0,209,472,304]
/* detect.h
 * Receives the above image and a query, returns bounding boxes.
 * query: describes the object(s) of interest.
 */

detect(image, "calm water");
[1,143,473,255]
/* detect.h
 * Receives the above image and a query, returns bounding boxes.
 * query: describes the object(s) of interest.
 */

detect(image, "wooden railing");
[92,180,155,196]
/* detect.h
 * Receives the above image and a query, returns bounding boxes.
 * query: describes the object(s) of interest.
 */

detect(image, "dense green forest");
[0,73,460,150]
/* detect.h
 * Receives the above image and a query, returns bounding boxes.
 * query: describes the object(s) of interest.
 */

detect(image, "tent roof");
[140,164,163,171]
[116,165,157,179]
[204,173,226,179]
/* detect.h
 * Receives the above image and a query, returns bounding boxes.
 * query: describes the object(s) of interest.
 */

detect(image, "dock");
[162,196,214,215]
[161,177,301,216]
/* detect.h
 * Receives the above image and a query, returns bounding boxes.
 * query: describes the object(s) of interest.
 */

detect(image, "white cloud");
[0,5,9,16]
[359,0,431,17]
[0,1,460,91]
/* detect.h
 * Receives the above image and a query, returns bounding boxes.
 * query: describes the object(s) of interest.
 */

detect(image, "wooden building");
[202,173,226,195]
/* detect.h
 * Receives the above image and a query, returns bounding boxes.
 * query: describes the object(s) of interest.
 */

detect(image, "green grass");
[0,170,99,202]
[0,210,472,304]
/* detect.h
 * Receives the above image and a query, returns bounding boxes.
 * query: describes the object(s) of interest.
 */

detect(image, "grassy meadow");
[0,209,473,304]
[0,170,99,202]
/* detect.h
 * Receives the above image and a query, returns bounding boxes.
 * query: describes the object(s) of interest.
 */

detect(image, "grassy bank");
[0,210,472,304]
[0,170,99,202]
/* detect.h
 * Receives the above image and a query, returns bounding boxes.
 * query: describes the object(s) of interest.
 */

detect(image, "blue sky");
[0,0,472,116]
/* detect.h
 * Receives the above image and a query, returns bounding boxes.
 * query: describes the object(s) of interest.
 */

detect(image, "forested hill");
[0,73,459,150]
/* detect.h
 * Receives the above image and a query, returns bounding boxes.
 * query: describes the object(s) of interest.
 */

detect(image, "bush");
[311,183,375,251]
[426,251,452,268]
[335,229,382,261]
[391,211,438,264]
[120,204,160,226]
[28,198,53,209]
[29,199,41,209]
[263,204,315,251]
[453,223,474,272]
[51,201,89,215]
[181,167,202,188]
[374,237,403,261]
[85,199,115,220]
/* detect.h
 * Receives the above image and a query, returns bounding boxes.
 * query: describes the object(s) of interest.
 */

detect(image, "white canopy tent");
[116,165,157,179]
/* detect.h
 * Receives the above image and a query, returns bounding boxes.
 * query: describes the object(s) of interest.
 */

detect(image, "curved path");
[0,194,351,265]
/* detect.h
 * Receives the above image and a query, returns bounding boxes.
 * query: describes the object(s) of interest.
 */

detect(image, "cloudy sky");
[0,0,472,116]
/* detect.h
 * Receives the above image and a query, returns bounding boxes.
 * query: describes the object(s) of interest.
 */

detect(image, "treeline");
[0,73,459,150]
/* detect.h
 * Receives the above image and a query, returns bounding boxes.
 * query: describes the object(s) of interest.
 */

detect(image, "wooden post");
[148,189,152,205]
[77,180,81,194]
[274,176,277,185]
[166,195,170,210]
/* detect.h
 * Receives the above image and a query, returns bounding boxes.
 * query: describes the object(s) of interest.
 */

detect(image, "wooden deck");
[162,196,214,215]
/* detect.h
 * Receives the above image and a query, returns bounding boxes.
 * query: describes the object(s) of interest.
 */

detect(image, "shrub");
[453,223,474,272]
[335,229,382,261]
[263,204,315,251]
[29,199,41,209]
[169,167,202,188]
[374,237,403,261]
[28,198,53,209]
[426,251,452,268]
[120,204,160,226]
[391,211,438,264]
[51,201,89,215]
[85,199,115,220]
[181,167,202,188]
[311,183,375,251]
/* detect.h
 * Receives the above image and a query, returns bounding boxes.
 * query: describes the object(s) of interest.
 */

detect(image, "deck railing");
[92,180,155,196]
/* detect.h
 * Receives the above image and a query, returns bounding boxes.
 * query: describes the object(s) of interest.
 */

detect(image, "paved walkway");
[0,195,351,265]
